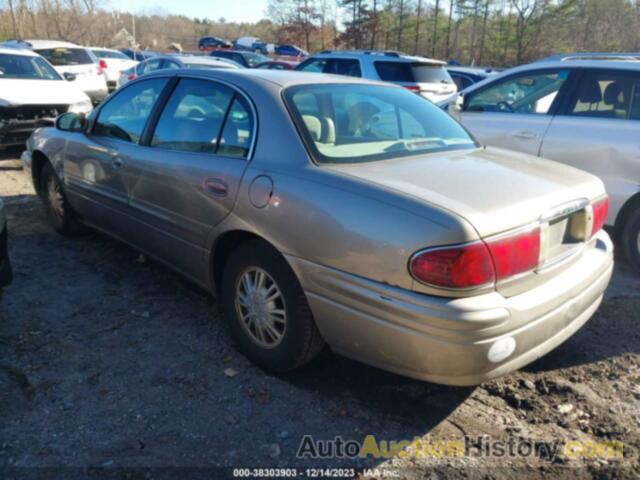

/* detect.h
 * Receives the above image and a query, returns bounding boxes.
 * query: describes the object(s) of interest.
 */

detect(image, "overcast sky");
[110,0,269,24]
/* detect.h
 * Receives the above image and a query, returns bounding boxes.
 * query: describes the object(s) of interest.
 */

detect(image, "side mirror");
[63,72,76,81]
[56,112,86,132]
[449,93,464,121]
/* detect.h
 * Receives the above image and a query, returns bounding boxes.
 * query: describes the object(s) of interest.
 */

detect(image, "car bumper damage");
[0,105,65,147]
[288,230,614,386]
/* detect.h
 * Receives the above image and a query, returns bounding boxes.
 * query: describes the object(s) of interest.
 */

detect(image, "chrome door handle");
[203,178,228,196]
[112,157,124,169]
[513,131,538,140]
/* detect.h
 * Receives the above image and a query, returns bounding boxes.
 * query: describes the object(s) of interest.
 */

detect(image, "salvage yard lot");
[0,148,638,478]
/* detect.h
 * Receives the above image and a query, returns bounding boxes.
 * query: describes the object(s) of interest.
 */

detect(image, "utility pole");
[132,0,137,49]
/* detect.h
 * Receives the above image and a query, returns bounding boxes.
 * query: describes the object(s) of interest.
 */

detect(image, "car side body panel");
[540,115,640,226]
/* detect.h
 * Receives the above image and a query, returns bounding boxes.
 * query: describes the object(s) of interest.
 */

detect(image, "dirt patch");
[1,151,639,478]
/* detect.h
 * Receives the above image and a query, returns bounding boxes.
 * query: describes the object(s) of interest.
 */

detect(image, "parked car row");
[441,54,640,271]
[198,36,308,58]
[3,39,109,103]
[295,50,459,103]
[2,38,637,386]
[118,55,241,87]
[0,45,93,148]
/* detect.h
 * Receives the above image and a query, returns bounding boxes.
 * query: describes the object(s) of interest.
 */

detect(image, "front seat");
[576,78,603,112]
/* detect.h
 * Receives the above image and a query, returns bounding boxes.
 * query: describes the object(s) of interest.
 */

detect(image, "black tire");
[40,162,82,235]
[621,207,640,274]
[221,240,325,372]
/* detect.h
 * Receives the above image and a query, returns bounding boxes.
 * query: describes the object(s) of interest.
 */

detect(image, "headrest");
[578,79,602,103]
[302,115,336,144]
[603,82,624,106]
[302,115,321,141]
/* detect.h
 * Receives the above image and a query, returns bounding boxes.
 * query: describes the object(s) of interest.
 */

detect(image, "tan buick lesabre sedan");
[22,69,613,385]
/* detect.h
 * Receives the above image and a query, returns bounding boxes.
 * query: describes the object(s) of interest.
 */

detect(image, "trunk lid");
[326,146,605,239]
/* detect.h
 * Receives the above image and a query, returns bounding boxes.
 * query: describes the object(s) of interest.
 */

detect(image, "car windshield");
[92,49,130,60]
[243,52,269,67]
[375,61,453,84]
[285,84,476,164]
[0,53,61,80]
[36,47,93,66]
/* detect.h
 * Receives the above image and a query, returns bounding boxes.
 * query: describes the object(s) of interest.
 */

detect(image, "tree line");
[1,0,639,67]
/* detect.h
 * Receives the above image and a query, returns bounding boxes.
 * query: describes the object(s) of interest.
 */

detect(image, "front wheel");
[621,208,640,273]
[222,240,325,372]
[40,163,82,235]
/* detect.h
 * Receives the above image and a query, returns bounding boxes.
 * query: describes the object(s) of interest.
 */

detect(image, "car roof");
[446,66,495,76]
[537,52,640,62]
[179,56,241,68]
[507,59,640,73]
[0,45,39,57]
[309,50,446,65]
[458,59,640,95]
[88,47,122,52]
[142,67,393,89]
[211,50,259,56]
[24,39,83,49]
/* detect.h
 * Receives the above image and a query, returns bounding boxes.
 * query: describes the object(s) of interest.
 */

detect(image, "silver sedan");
[22,69,613,385]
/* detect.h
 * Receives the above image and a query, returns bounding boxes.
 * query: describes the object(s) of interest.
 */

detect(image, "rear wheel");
[40,163,82,235]
[221,240,324,372]
[621,208,640,273]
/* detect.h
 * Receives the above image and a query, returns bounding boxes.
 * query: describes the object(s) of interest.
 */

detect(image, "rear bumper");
[287,230,614,386]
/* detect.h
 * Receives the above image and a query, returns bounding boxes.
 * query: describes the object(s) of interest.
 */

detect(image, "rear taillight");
[485,227,540,281]
[591,196,608,236]
[410,242,495,289]
[127,73,137,81]
[410,226,541,289]
[404,85,420,92]
[99,59,108,70]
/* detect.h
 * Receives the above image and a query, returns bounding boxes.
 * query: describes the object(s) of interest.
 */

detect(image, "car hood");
[0,79,89,105]
[326,146,605,238]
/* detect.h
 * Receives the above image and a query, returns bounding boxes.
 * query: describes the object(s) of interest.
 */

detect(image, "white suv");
[0,46,92,148]
[22,40,108,103]
[443,56,640,272]
[295,50,457,103]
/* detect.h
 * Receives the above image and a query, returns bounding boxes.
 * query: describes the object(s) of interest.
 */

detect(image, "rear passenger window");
[94,78,167,143]
[151,78,234,153]
[218,98,254,158]
[375,61,413,82]
[326,59,361,77]
[568,69,640,120]
[298,59,328,73]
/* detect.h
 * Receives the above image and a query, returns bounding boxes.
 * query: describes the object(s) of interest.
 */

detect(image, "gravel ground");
[1,148,639,479]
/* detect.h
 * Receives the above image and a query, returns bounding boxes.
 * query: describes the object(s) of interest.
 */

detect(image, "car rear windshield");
[92,49,130,60]
[284,84,476,164]
[0,54,61,80]
[36,47,93,66]
[375,61,453,84]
